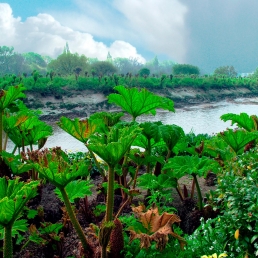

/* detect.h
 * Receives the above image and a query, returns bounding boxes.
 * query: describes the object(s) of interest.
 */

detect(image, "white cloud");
[51,0,188,62]
[113,0,188,62]
[0,3,145,62]
[0,3,20,44]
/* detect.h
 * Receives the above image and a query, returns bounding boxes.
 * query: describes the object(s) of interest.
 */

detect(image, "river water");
[6,98,258,153]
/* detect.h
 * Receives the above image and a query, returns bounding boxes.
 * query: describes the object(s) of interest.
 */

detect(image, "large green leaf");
[0,219,28,240]
[89,111,124,128]
[54,180,93,203]
[1,151,33,175]
[220,113,257,132]
[133,122,164,150]
[138,173,177,191]
[88,125,141,167]
[57,117,102,144]
[140,122,162,142]
[0,85,26,111]
[133,134,165,150]
[0,178,38,226]
[4,112,52,147]
[160,124,184,150]
[219,129,258,154]
[108,85,174,120]
[163,156,219,178]
[204,137,234,162]
[129,149,164,166]
[31,149,90,188]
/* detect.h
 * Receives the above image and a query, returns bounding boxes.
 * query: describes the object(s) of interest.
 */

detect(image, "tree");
[47,52,89,75]
[0,46,29,75]
[22,52,48,73]
[106,51,113,62]
[0,46,15,73]
[172,64,200,75]
[138,67,150,77]
[113,57,142,74]
[145,56,160,75]
[213,66,237,77]
[90,61,117,76]
[159,60,176,74]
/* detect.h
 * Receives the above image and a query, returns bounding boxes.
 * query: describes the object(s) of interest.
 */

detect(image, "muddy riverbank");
[23,86,258,122]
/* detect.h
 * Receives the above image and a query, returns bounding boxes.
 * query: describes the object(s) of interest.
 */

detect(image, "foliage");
[137,173,177,209]
[3,108,53,148]
[57,117,102,144]
[90,61,117,76]
[138,68,150,77]
[0,177,39,226]
[48,51,89,75]
[54,179,93,203]
[172,64,200,75]
[0,219,28,242]
[220,113,258,132]
[177,217,229,258]
[129,205,186,250]
[213,66,237,77]
[24,148,90,188]
[209,171,258,256]
[219,129,258,155]
[108,85,175,121]
[88,125,141,167]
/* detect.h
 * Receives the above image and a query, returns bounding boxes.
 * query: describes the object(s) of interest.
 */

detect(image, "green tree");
[145,56,160,75]
[47,52,89,75]
[213,65,238,77]
[138,67,150,77]
[0,46,29,75]
[113,57,142,74]
[90,61,117,76]
[22,52,47,73]
[0,46,15,74]
[172,64,200,75]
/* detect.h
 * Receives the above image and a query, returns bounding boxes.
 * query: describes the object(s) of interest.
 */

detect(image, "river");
[6,97,258,153]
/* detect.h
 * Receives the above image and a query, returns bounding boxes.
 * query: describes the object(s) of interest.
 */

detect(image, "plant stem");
[0,111,3,153]
[190,179,196,198]
[12,145,18,154]
[105,165,115,222]
[101,246,107,258]
[3,131,8,151]
[166,149,172,161]
[115,197,131,219]
[86,144,106,178]
[4,224,13,258]
[146,139,151,173]
[176,180,185,201]
[193,174,203,210]
[133,165,140,189]
[59,187,91,253]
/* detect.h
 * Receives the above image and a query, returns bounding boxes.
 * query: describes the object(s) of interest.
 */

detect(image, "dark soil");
[11,173,217,258]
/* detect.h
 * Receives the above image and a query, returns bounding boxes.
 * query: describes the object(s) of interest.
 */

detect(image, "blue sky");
[1,0,258,73]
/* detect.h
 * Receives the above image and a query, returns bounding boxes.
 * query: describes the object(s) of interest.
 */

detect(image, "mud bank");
[23,87,258,122]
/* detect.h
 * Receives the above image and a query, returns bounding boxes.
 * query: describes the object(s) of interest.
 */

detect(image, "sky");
[1,0,258,73]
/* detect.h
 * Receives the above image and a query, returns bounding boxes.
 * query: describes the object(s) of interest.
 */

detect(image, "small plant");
[22,147,94,256]
[0,177,39,258]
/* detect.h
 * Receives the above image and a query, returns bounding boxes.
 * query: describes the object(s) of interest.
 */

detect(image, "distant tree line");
[0,44,255,81]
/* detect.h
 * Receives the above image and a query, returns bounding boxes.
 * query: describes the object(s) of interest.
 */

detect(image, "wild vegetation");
[1,45,258,112]
[0,83,257,258]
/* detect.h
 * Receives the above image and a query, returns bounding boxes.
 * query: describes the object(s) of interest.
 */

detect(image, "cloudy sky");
[1,0,258,73]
